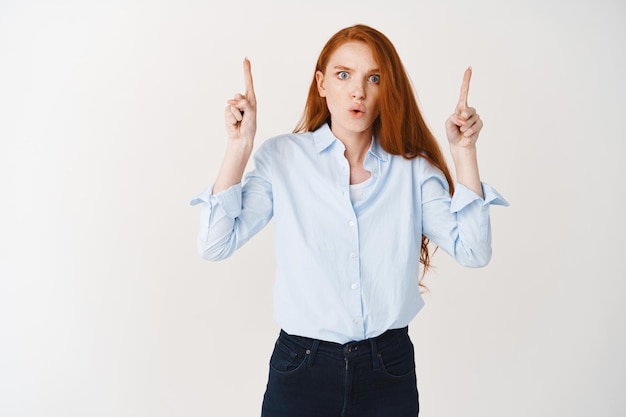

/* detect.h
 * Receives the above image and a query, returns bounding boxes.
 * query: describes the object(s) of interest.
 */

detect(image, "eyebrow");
[333,65,380,73]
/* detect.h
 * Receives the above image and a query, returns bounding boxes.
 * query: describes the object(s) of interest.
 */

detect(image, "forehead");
[325,41,378,71]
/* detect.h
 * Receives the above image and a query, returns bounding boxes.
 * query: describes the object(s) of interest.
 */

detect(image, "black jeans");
[261,327,419,417]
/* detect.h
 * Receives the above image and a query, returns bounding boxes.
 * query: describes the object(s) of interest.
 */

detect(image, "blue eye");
[338,71,349,80]
[369,74,380,83]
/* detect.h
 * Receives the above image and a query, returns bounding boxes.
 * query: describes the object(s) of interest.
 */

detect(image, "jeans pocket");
[377,339,416,378]
[269,340,307,374]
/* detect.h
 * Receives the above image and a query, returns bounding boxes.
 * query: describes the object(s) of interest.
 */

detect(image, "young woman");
[191,24,507,417]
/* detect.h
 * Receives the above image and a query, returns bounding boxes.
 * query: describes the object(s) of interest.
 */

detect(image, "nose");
[351,80,365,99]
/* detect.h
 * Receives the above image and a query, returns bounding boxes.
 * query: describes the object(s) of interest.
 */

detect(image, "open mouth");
[349,104,366,114]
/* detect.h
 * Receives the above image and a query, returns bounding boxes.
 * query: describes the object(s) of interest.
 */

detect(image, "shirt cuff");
[189,183,243,219]
[189,185,214,206]
[450,182,509,213]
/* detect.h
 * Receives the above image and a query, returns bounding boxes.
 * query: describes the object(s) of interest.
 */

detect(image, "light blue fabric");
[191,123,508,344]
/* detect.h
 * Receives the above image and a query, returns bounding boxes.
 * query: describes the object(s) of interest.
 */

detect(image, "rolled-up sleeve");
[421,160,509,267]
[190,140,274,261]
[190,182,242,245]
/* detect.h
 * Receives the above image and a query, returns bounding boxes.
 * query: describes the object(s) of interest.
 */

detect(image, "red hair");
[294,24,455,281]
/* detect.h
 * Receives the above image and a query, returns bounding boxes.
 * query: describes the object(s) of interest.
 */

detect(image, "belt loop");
[369,338,380,370]
[307,340,320,368]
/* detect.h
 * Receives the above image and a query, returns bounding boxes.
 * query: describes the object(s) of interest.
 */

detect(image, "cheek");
[325,98,340,115]
[369,91,381,113]
[323,88,341,109]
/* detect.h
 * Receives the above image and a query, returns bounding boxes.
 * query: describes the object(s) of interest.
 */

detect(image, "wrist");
[227,136,254,150]
[225,138,254,162]
[449,144,477,165]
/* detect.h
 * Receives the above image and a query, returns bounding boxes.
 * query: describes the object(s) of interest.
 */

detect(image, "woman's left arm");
[445,67,484,198]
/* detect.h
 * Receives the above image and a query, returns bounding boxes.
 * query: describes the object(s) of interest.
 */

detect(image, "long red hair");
[294,24,454,280]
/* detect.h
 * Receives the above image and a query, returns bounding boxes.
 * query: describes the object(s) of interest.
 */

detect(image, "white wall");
[1,0,624,416]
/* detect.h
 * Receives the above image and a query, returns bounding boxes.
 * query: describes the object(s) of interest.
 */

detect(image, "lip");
[349,103,366,113]
[348,103,366,119]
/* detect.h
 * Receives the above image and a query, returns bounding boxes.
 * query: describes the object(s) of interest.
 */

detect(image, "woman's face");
[316,41,381,140]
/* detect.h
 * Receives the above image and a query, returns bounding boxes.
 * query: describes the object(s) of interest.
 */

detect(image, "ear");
[315,70,326,97]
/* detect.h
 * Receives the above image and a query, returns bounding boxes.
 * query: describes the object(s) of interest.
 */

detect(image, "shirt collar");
[368,134,389,162]
[312,122,390,162]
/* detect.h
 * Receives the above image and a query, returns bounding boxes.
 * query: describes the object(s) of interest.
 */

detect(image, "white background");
[1,0,625,416]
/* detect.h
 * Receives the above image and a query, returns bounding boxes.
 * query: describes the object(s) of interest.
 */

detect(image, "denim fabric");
[261,327,419,417]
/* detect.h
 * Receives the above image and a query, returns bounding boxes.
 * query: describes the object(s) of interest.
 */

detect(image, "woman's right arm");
[191,58,273,261]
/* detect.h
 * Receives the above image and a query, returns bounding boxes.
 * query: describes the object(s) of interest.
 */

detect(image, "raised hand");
[224,57,257,141]
[445,67,483,148]
[213,58,258,194]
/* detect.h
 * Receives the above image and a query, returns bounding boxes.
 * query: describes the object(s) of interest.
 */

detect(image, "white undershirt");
[349,176,373,203]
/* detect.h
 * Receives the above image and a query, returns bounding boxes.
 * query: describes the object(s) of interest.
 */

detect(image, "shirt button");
[349,220,355,227]
[353,319,360,325]
[351,284,358,290]
[349,252,357,258]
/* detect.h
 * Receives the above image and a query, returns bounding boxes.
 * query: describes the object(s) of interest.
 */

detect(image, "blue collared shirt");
[191,123,508,344]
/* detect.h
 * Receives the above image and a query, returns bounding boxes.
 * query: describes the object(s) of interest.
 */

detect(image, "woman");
[191,24,507,417]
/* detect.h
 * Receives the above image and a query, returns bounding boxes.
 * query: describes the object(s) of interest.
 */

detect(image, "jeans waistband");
[278,327,409,368]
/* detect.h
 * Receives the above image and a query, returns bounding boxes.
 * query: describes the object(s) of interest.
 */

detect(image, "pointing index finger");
[457,66,472,112]
[243,57,256,103]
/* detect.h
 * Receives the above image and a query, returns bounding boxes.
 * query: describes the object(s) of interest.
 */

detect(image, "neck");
[332,128,372,167]
[343,140,370,167]
[339,132,372,186]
